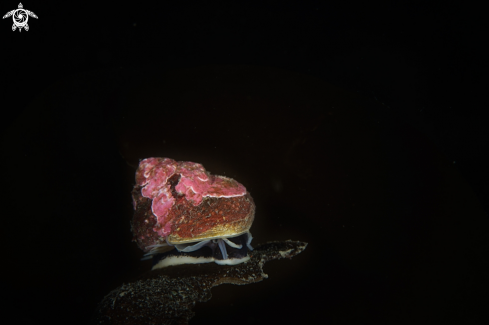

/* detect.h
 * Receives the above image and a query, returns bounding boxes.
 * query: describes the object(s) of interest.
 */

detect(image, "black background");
[1,1,487,325]
[1,2,486,208]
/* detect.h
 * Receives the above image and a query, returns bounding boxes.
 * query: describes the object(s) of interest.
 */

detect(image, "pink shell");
[131,158,255,252]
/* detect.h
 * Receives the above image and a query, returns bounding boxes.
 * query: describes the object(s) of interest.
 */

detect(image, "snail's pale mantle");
[93,240,308,325]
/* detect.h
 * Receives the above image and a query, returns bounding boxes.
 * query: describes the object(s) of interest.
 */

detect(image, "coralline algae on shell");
[131,158,255,252]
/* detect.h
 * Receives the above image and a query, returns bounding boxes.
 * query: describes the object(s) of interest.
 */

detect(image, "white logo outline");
[3,3,38,32]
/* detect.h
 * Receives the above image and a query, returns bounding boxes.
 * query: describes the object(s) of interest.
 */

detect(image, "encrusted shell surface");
[131,158,255,252]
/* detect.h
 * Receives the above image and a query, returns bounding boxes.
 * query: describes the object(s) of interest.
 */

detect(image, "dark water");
[1,65,488,324]
[1,3,487,325]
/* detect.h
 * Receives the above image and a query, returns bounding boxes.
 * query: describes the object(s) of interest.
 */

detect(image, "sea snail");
[131,158,255,270]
